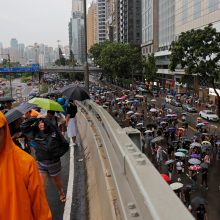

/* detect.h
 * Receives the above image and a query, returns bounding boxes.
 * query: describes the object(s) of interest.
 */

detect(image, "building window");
[193,0,201,19]
[209,0,219,12]
[182,0,188,24]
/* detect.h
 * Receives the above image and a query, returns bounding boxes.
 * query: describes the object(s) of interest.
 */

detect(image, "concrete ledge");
[77,100,194,220]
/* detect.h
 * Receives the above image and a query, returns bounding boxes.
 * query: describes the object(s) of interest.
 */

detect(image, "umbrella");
[191,196,207,206]
[5,103,36,124]
[190,142,201,148]
[177,148,188,154]
[136,122,143,127]
[168,127,176,132]
[151,136,164,143]
[178,127,185,131]
[161,174,171,182]
[61,85,90,101]
[150,108,157,113]
[151,99,156,102]
[28,98,64,112]
[145,130,153,134]
[126,110,134,115]
[170,182,183,190]
[190,153,201,158]
[160,121,168,125]
[200,162,209,169]
[203,121,209,125]
[196,123,204,127]
[201,141,211,145]
[0,97,15,103]
[175,152,186,157]
[188,158,201,165]
[216,141,220,145]
[188,165,202,171]
[165,159,175,165]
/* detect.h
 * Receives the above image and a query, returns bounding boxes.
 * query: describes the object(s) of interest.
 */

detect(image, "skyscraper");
[97,0,107,42]
[10,38,18,49]
[72,0,83,14]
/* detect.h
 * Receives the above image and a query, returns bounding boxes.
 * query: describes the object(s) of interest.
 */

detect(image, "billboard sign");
[0,64,40,73]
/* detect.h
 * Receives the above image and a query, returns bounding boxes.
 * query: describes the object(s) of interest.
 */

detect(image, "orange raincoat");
[0,112,52,220]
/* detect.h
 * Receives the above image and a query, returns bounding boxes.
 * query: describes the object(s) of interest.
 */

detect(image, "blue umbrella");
[216,141,220,145]
[168,127,176,131]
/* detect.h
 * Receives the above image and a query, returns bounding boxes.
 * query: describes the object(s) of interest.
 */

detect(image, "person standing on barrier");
[66,99,78,146]
[0,112,52,220]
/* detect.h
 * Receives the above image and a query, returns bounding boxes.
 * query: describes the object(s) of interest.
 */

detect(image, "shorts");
[38,159,61,176]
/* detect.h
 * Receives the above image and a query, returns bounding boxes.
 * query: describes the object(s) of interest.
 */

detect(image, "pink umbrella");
[203,121,209,125]
[120,95,127,100]
[188,165,202,171]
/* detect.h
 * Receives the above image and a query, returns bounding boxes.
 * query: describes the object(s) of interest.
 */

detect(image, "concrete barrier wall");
[76,107,119,220]
[77,100,194,220]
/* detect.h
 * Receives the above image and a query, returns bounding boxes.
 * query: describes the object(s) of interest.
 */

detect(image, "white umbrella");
[170,182,183,190]
[188,158,201,165]
[190,142,201,148]
[151,136,164,143]
[174,152,186,157]
[136,122,143,127]
[151,99,156,102]
[145,130,153,133]
[150,108,158,113]
[126,111,134,115]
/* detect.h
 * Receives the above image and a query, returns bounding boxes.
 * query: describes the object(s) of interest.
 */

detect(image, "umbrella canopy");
[196,123,205,127]
[201,141,211,145]
[160,121,168,125]
[5,103,36,124]
[168,127,176,132]
[188,158,201,165]
[0,97,15,103]
[177,148,188,154]
[151,136,164,143]
[190,142,201,148]
[145,130,153,134]
[28,98,64,112]
[190,153,201,159]
[203,121,209,125]
[174,152,186,157]
[216,140,220,145]
[200,162,209,169]
[188,165,202,171]
[150,108,158,113]
[151,99,156,102]
[161,174,171,182]
[178,127,185,131]
[191,196,207,206]
[126,110,134,115]
[61,85,90,101]
[165,159,175,165]
[170,182,183,190]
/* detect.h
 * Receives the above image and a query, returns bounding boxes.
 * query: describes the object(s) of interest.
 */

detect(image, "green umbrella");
[28,97,64,112]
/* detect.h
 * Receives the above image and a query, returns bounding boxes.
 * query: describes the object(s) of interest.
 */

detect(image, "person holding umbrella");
[66,99,78,146]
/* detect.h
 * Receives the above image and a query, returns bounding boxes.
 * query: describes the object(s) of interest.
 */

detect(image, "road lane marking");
[63,145,74,220]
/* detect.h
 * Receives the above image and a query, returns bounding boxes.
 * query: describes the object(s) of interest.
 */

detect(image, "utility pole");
[83,0,89,91]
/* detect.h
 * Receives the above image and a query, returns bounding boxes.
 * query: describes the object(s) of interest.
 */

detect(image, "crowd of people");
[90,81,220,220]
[0,94,78,219]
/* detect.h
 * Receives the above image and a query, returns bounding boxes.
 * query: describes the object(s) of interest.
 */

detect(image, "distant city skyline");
[0,0,93,48]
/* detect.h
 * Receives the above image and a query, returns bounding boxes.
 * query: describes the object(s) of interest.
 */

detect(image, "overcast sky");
[0,0,92,48]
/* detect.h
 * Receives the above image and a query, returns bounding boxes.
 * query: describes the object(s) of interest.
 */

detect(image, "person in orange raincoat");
[0,112,52,220]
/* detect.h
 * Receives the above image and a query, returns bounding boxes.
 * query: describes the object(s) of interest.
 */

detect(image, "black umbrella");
[0,97,15,103]
[5,103,36,124]
[61,85,90,101]
[191,196,207,206]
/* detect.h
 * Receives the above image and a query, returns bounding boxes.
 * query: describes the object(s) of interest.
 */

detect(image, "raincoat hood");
[0,111,15,155]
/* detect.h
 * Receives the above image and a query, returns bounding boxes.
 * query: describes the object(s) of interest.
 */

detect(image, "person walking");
[34,119,67,203]
[0,112,52,220]
[66,99,78,146]
[201,167,209,190]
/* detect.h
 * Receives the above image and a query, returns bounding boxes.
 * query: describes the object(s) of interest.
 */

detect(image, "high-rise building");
[118,0,142,46]
[72,0,83,14]
[70,11,85,64]
[97,0,107,42]
[87,1,98,51]
[18,43,25,65]
[141,0,159,55]
[10,38,18,49]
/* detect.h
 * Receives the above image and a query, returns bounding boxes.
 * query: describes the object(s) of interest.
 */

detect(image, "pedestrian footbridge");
[76,100,194,220]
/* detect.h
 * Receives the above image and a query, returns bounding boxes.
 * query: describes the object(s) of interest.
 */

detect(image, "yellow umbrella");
[201,141,211,145]
[178,127,185,131]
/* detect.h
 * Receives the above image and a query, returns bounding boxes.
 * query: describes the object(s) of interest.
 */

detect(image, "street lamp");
[0,53,12,97]
[83,0,89,91]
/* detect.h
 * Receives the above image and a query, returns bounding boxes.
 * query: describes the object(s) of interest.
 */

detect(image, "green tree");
[143,53,158,82]
[169,24,220,114]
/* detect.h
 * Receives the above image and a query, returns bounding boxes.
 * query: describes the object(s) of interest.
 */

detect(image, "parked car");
[165,95,174,103]
[199,110,219,121]
[182,104,197,113]
[170,99,182,107]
